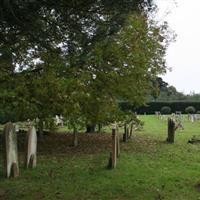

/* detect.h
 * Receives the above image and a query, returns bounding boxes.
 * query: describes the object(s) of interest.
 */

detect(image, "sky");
[154,0,200,94]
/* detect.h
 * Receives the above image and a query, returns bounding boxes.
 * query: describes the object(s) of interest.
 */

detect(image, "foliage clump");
[0,1,172,132]
[185,106,196,114]
[160,106,171,114]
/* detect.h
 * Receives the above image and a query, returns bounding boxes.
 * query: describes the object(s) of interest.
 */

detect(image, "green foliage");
[44,118,58,132]
[185,106,196,114]
[0,1,170,128]
[160,106,171,114]
[121,101,200,114]
[150,77,200,102]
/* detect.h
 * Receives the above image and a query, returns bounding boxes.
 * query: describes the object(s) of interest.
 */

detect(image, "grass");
[1,115,200,199]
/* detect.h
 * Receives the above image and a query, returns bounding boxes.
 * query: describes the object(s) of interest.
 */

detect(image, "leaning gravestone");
[25,126,37,168]
[3,122,19,178]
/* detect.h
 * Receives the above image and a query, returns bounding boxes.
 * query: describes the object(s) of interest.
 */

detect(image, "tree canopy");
[0,0,171,130]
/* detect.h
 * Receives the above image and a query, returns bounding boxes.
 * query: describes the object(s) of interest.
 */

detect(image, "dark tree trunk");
[116,134,120,158]
[86,124,96,133]
[107,152,112,169]
[167,118,175,143]
[38,119,44,139]
[126,127,129,140]
[97,124,102,133]
[123,124,127,142]
[129,123,133,139]
[111,129,117,168]
[73,128,78,147]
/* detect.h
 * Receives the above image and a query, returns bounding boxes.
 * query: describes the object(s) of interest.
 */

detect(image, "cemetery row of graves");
[1,114,200,199]
[0,112,200,178]
[1,116,141,179]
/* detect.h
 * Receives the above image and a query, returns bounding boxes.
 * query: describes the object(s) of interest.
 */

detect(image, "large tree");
[0,0,171,132]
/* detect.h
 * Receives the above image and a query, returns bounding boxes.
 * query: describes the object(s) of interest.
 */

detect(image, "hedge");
[120,101,200,114]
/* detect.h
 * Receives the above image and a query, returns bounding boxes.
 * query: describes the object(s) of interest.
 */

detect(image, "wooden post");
[167,118,175,143]
[129,123,133,139]
[116,130,120,158]
[126,126,129,140]
[123,124,127,142]
[112,129,117,168]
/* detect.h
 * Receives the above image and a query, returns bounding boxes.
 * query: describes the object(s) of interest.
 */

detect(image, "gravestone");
[14,124,19,133]
[3,122,19,178]
[25,126,37,168]
[166,118,176,143]
[191,115,194,123]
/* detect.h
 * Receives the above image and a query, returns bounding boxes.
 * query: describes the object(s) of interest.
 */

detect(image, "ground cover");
[1,115,200,199]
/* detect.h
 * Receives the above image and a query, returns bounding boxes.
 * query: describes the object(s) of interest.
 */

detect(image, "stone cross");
[25,126,37,168]
[3,122,19,178]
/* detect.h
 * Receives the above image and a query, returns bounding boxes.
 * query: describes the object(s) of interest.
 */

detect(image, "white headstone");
[25,126,37,168]
[3,122,19,178]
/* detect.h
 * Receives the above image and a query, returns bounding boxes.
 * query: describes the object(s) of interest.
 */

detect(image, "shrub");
[160,106,171,114]
[185,106,196,114]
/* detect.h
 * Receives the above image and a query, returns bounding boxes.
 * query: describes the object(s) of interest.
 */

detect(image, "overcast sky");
[154,0,200,94]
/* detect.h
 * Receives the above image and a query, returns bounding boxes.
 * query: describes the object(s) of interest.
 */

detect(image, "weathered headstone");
[3,122,19,178]
[25,126,37,168]
[166,118,176,143]
[14,124,19,133]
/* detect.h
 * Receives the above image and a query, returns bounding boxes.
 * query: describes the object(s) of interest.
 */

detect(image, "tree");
[0,1,171,133]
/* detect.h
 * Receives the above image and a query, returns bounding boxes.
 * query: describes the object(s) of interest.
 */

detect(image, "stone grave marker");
[3,122,19,178]
[166,118,176,143]
[25,126,37,168]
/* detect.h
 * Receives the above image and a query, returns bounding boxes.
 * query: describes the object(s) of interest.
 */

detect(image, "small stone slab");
[3,122,19,178]
[25,126,37,168]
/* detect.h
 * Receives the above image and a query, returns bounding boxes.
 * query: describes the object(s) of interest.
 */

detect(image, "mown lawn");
[1,115,200,200]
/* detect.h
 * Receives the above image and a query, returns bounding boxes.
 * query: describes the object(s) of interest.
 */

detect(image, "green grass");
[1,115,200,199]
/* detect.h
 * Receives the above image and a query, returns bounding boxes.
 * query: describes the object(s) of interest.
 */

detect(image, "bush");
[185,106,196,114]
[160,106,171,114]
[119,101,200,114]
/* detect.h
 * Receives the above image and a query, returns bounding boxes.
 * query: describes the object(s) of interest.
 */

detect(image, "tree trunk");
[167,118,175,143]
[38,119,44,139]
[129,123,133,139]
[97,124,102,133]
[116,134,120,158]
[123,124,127,142]
[86,124,96,133]
[111,129,117,168]
[126,127,129,140]
[73,128,78,147]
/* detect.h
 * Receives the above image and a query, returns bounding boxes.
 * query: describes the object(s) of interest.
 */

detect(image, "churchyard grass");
[1,115,200,199]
